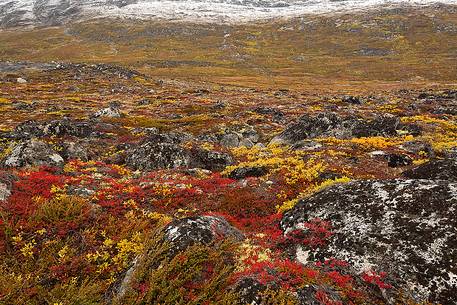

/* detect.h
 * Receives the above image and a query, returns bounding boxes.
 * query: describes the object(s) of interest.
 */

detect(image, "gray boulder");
[12,119,93,139]
[270,113,420,145]
[125,132,233,171]
[281,179,457,304]
[164,215,244,256]
[2,139,64,168]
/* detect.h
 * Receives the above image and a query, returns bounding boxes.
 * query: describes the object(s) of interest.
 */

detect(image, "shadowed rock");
[403,159,457,181]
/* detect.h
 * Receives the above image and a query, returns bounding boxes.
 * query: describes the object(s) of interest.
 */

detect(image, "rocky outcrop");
[190,149,234,171]
[281,179,457,304]
[12,119,93,139]
[164,215,244,256]
[2,139,64,168]
[125,132,233,171]
[270,113,420,145]
[403,159,457,181]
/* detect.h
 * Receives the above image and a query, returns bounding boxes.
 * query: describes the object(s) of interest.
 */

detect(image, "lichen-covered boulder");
[126,141,192,170]
[164,215,244,255]
[125,132,233,171]
[2,139,64,168]
[0,172,16,201]
[12,119,93,139]
[270,113,420,145]
[190,149,234,171]
[270,113,354,145]
[42,119,93,137]
[403,159,456,181]
[281,179,457,304]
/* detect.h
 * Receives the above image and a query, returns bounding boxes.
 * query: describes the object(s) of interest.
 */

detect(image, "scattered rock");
[351,114,401,138]
[253,106,285,122]
[43,119,92,137]
[239,138,254,148]
[403,159,457,181]
[212,101,226,110]
[281,179,457,304]
[2,139,64,168]
[16,77,27,84]
[12,101,35,110]
[270,113,355,145]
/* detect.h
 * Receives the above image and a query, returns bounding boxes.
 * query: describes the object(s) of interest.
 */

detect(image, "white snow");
[2,0,457,26]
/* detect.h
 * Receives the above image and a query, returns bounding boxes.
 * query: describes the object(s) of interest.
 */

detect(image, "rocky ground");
[0,60,455,305]
[1,5,457,305]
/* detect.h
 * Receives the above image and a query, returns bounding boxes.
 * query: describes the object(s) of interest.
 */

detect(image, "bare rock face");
[270,113,420,145]
[2,139,64,168]
[164,215,244,256]
[403,159,457,181]
[281,179,457,304]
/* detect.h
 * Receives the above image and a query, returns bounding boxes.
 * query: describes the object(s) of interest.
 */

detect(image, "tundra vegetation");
[0,4,457,305]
